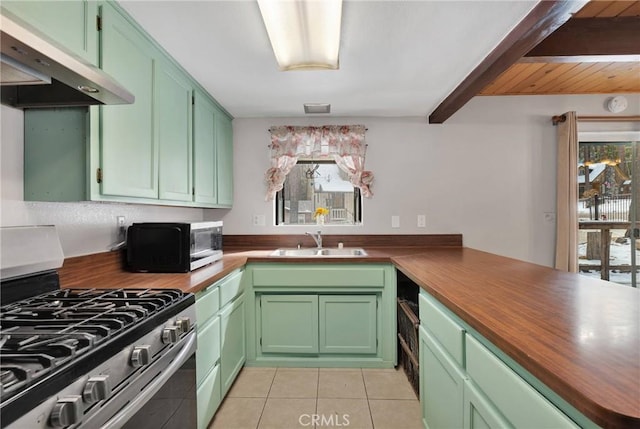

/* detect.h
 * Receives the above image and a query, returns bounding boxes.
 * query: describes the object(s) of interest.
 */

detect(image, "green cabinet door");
[2,1,99,65]
[463,380,512,429]
[419,325,465,429]
[99,3,158,199]
[197,363,221,429]
[260,295,319,354]
[216,113,233,207]
[193,91,217,205]
[319,295,377,354]
[220,294,246,396]
[156,60,193,202]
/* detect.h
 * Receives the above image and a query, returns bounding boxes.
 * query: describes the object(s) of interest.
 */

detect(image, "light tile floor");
[209,367,422,429]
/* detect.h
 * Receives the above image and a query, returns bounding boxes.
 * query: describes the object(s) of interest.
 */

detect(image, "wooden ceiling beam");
[428,0,588,124]
[525,17,640,58]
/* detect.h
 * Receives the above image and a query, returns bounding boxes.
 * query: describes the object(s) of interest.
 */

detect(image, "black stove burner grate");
[0,288,190,403]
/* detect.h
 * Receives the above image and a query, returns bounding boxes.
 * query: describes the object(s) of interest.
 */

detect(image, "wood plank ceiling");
[480,1,640,96]
[429,0,639,123]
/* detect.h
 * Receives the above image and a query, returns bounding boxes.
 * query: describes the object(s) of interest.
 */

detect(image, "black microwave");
[126,221,223,273]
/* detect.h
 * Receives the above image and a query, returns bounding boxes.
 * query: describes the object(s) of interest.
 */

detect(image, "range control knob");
[175,316,191,333]
[162,326,180,344]
[83,375,111,404]
[50,395,82,427]
[130,345,151,367]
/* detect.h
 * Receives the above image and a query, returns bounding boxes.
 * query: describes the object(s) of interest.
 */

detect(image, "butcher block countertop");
[58,238,639,428]
[393,248,640,429]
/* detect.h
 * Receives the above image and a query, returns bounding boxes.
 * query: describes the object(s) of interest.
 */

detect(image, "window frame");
[274,160,363,226]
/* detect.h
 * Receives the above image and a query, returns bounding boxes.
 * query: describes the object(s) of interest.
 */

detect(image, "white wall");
[1,105,205,258]
[3,94,638,263]
[209,94,640,267]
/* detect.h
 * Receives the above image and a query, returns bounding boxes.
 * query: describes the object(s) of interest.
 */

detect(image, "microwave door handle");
[100,332,196,429]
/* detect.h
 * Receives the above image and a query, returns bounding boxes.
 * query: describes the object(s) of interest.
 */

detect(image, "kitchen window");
[264,125,373,226]
[275,160,362,226]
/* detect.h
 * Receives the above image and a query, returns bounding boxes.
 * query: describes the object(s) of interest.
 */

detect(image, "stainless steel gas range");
[0,226,197,429]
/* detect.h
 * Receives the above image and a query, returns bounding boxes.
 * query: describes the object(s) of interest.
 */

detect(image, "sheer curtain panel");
[555,111,579,272]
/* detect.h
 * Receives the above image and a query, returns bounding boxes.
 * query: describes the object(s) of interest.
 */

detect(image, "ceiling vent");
[304,103,331,114]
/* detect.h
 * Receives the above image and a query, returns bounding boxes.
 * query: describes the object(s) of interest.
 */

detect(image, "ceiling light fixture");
[257,0,342,71]
[304,103,331,114]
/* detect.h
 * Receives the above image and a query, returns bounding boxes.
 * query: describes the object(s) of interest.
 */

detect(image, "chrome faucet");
[306,230,322,248]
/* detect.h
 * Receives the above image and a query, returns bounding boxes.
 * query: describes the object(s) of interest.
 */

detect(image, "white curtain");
[555,112,578,272]
[264,125,373,201]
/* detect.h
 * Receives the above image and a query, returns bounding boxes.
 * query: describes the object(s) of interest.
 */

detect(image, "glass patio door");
[578,141,638,287]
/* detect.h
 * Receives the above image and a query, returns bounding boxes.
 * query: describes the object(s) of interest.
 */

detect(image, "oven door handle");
[101,331,197,429]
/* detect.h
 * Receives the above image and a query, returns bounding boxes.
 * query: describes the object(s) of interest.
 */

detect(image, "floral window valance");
[264,125,374,201]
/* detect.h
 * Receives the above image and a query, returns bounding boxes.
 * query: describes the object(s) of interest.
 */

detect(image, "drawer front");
[196,284,220,325]
[219,269,244,307]
[252,265,385,288]
[466,335,578,429]
[419,291,465,366]
[196,315,221,385]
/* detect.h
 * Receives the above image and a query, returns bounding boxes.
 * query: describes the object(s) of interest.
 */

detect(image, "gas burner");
[0,288,192,406]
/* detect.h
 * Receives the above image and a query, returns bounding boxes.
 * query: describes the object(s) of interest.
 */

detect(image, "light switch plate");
[392,215,400,228]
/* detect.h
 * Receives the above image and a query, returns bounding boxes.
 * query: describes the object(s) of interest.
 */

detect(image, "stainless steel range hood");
[1,10,134,108]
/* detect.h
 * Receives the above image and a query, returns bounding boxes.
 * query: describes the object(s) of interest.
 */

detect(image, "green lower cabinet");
[245,263,396,368]
[418,289,587,429]
[466,335,579,429]
[259,294,377,356]
[419,325,465,429]
[319,295,377,354]
[463,380,512,429]
[195,269,243,428]
[197,364,221,429]
[260,295,319,354]
[220,294,246,396]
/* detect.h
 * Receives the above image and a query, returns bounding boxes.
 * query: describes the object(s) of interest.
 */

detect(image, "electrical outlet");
[116,216,126,241]
[253,214,266,227]
[391,215,400,228]
[417,214,426,228]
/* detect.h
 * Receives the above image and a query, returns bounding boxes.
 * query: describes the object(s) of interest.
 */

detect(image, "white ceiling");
[118,0,537,119]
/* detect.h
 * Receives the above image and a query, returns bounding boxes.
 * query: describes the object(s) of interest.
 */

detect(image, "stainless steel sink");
[270,248,368,257]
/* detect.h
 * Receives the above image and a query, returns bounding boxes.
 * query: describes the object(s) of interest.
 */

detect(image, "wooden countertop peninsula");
[58,234,639,428]
[392,248,640,429]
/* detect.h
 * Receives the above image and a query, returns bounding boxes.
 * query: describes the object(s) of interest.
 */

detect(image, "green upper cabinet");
[20,1,234,208]
[193,90,218,205]
[99,2,157,199]
[193,89,234,207]
[156,59,193,202]
[216,113,234,207]
[1,0,99,65]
